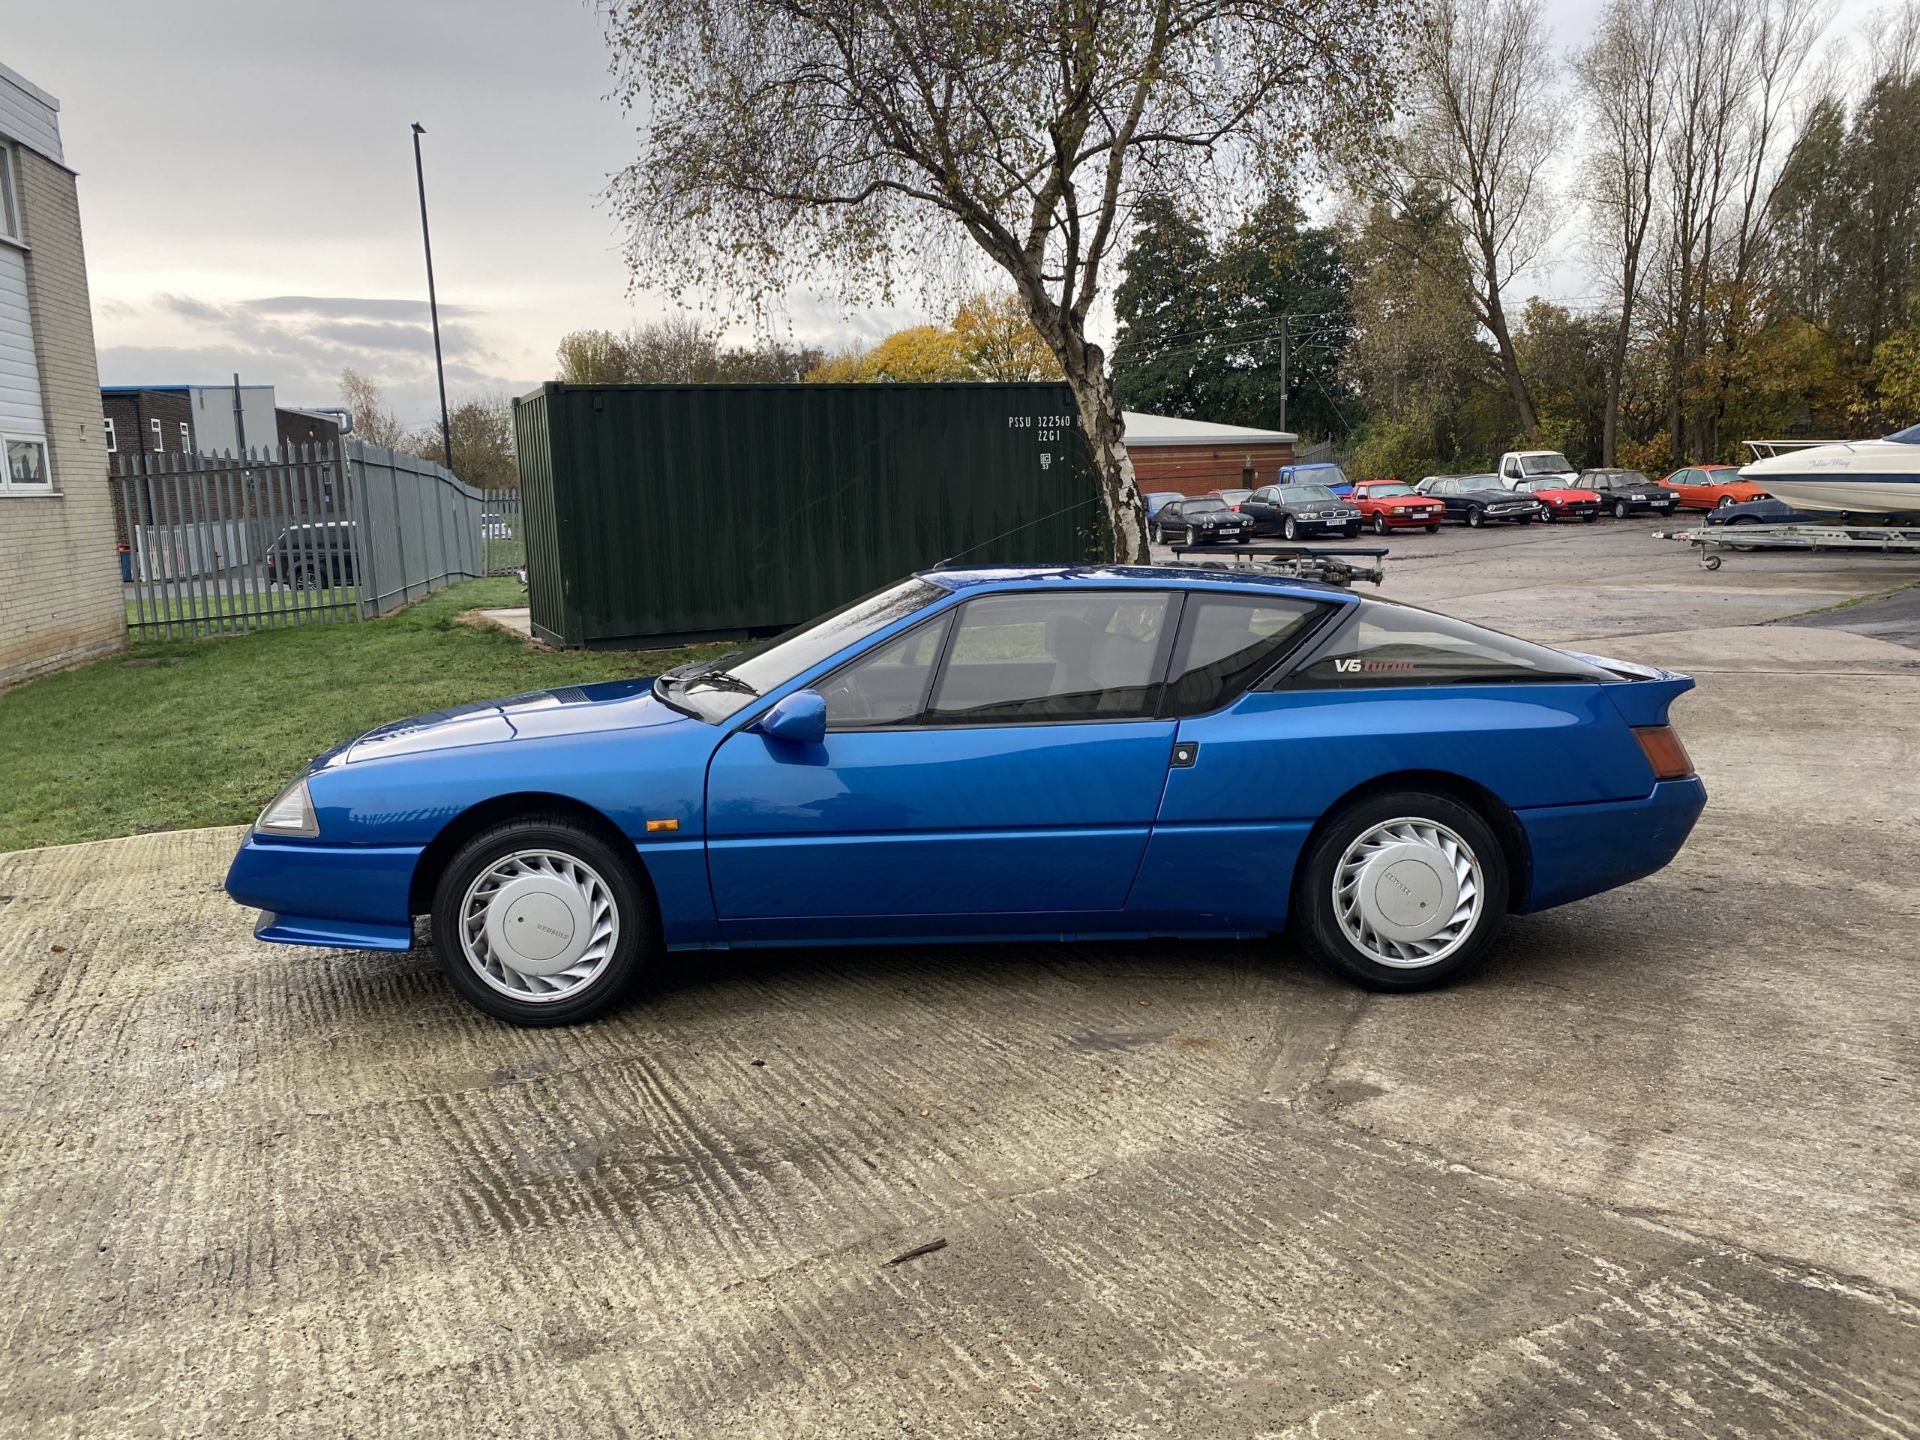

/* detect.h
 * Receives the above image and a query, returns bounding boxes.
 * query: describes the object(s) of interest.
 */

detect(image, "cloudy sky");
[6,0,1878,429]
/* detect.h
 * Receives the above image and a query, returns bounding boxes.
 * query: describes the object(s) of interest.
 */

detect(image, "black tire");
[1518,514,1535,524]
[431,816,654,1026]
[1283,516,1300,541]
[1342,525,1362,539]
[1151,523,1163,545]
[1614,499,1631,519]
[1290,791,1509,991]
[1467,508,1485,528]
[1426,523,1441,534]
[1372,513,1389,535]
[1581,513,1597,523]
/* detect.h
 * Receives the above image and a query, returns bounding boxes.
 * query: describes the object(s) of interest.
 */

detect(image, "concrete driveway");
[3,519,1917,1437]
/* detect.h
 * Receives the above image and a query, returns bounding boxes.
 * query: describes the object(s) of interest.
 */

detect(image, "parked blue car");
[227,566,1707,1024]
[1275,461,1354,497]
[1143,491,1183,521]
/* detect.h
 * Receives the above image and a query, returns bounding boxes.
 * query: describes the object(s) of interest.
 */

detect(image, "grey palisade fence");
[114,440,494,639]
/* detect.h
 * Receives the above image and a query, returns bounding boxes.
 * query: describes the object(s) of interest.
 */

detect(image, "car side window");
[925,591,1174,723]
[820,614,953,729]
[1163,502,1181,519]
[1286,604,1616,689]
[1162,594,1328,717]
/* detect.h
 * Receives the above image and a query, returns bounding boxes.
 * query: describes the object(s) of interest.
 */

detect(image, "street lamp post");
[411,121,453,471]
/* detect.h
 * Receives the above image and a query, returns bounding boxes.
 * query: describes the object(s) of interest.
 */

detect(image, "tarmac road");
[3,518,1916,1437]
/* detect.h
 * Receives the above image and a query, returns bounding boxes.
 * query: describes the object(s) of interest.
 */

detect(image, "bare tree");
[337,369,406,449]
[1576,0,1674,464]
[601,0,1412,561]
[1363,0,1559,437]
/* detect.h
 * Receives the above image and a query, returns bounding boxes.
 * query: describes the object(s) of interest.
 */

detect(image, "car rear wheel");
[1291,792,1508,990]
[431,817,653,1025]
[1151,523,1163,545]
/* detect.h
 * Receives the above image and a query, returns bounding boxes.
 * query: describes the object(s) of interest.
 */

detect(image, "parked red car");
[1661,464,1772,510]
[1514,477,1602,522]
[1349,479,1445,534]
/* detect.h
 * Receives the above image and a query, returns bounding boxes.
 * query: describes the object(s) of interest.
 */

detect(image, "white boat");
[1740,429,1920,516]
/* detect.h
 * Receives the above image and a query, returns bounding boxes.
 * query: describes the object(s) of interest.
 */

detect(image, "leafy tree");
[410,396,518,489]
[1111,192,1219,419]
[602,0,1413,561]
[1513,300,1612,467]
[952,294,1062,382]
[1111,191,1354,438]
[1205,193,1355,436]
[337,369,405,449]
[555,329,629,383]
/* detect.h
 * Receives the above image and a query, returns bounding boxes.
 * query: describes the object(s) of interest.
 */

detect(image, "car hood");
[1530,487,1600,502]
[1370,495,1435,509]
[342,679,691,764]
[1461,489,1531,503]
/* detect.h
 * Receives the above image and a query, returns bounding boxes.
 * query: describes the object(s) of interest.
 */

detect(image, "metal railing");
[115,442,502,640]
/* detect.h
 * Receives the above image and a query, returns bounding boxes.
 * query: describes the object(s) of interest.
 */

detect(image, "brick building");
[1122,411,1297,497]
[0,61,123,689]
[101,386,195,461]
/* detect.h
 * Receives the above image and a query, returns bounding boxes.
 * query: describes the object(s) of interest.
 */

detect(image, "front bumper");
[1377,509,1441,527]
[1516,778,1708,913]
[226,832,423,951]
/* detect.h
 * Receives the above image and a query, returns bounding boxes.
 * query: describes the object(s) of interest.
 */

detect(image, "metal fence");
[115,441,500,639]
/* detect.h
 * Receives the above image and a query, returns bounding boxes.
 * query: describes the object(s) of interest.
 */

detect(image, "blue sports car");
[227,566,1707,1025]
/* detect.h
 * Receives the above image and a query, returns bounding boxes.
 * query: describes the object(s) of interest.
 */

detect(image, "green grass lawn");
[0,579,729,852]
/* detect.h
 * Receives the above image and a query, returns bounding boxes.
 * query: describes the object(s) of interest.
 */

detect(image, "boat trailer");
[1170,543,1389,588]
[1653,522,1920,570]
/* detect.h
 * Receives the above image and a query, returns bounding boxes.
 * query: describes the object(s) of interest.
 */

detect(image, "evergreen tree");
[1110,192,1218,419]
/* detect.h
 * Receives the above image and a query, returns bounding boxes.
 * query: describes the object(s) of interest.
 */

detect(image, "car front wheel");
[1371,513,1388,534]
[1467,509,1485,528]
[1614,499,1631,518]
[1291,792,1508,990]
[1283,517,1300,541]
[431,816,653,1025]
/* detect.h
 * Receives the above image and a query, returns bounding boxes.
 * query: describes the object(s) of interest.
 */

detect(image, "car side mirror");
[757,689,827,745]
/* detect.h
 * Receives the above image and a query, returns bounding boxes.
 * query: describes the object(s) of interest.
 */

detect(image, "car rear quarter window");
[1162,594,1330,716]
[1285,603,1616,689]
[925,590,1174,723]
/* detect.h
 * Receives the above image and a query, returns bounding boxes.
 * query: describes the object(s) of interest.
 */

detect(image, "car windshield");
[1519,453,1574,476]
[1300,466,1349,489]
[1215,490,1251,503]
[655,578,942,723]
[1186,498,1229,514]
[1364,483,1415,497]
[1516,479,1562,493]
[1279,485,1336,504]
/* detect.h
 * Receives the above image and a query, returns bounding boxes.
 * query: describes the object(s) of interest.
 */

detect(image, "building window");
[179,421,191,453]
[0,147,19,244]
[103,417,117,453]
[150,418,163,452]
[0,434,53,492]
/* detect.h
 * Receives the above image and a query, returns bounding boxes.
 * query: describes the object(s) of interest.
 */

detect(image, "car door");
[1431,479,1464,518]
[704,588,1180,929]
[1244,487,1281,534]
[1159,500,1184,541]
[1500,456,1524,489]
[1667,468,1700,506]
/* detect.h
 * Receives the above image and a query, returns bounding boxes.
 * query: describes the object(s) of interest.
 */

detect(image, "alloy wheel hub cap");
[1334,818,1484,968]
[459,849,619,1001]
[487,876,591,974]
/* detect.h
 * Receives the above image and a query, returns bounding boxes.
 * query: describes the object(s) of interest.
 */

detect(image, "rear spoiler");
[1561,650,1696,727]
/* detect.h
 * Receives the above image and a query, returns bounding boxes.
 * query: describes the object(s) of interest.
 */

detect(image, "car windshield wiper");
[684,668,759,698]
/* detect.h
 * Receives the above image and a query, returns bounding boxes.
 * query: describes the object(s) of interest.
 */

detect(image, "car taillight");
[1634,725,1694,781]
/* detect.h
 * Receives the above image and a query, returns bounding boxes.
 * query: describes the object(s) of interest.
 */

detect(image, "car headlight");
[256,776,319,837]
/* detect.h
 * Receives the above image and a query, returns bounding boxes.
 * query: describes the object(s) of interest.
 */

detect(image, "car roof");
[917,563,1359,603]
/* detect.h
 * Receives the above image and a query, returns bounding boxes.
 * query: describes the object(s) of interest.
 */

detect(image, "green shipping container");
[512,382,1093,648]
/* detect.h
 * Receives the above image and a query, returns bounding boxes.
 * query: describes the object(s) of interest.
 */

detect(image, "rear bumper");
[1515,778,1708,913]
[226,832,423,951]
